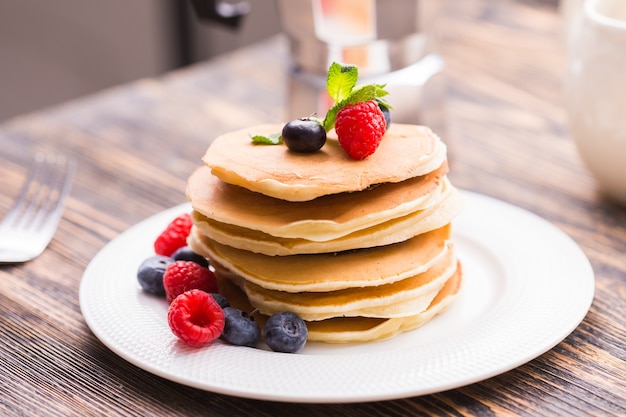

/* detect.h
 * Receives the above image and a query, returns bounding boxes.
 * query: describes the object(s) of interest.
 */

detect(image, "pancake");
[203,123,447,201]
[186,162,448,242]
[239,249,457,321]
[190,178,463,256]
[188,224,452,292]
[216,262,463,343]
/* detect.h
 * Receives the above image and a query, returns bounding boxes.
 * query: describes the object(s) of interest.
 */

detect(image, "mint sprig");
[322,62,390,132]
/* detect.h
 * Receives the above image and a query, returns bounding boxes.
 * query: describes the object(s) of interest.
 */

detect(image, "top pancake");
[202,123,447,201]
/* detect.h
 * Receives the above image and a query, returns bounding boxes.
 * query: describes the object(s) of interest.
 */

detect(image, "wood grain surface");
[1,0,624,416]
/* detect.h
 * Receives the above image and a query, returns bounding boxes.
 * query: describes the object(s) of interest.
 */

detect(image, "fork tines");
[1,153,76,236]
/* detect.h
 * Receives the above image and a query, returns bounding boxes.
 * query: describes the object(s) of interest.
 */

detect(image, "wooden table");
[1,0,624,415]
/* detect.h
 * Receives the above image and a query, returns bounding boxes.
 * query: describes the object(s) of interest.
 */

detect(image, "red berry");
[163,260,218,303]
[154,213,193,257]
[167,289,225,346]
[335,100,387,160]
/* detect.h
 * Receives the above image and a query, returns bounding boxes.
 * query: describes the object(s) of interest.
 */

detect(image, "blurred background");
[0,0,562,123]
[0,0,280,122]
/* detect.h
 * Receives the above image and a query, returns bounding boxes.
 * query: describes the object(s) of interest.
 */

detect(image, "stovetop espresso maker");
[192,0,445,128]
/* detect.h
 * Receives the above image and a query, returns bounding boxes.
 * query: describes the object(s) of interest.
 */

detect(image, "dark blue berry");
[172,246,209,268]
[221,307,261,348]
[379,104,391,130]
[282,118,326,153]
[264,311,307,353]
[211,293,230,309]
[137,255,173,296]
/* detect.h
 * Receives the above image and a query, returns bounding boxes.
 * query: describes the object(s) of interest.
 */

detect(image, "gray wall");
[0,0,279,122]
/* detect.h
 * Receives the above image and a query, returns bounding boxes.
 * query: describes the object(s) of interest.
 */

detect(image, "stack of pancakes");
[186,123,464,343]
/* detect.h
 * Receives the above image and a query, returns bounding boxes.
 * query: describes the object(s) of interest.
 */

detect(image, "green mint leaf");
[376,97,393,111]
[327,62,358,103]
[323,105,341,131]
[250,133,282,145]
[345,85,375,104]
[348,84,389,104]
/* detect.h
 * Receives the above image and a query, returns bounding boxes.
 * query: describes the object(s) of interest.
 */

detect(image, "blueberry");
[137,255,173,296]
[172,246,209,268]
[379,103,391,130]
[211,293,230,309]
[282,118,326,153]
[264,311,308,353]
[221,307,261,348]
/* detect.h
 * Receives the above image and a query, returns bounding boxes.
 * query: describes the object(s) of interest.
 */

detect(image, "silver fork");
[0,153,76,263]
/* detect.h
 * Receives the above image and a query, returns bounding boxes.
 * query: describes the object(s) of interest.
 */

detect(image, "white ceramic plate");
[79,191,595,403]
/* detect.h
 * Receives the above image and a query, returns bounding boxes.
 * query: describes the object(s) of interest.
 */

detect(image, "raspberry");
[163,260,218,303]
[167,289,225,346]
[335,100,387,160]
[154,213,193,257]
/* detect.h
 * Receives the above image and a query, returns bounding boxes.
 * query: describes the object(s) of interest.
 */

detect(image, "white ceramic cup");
[565,0,626,205]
